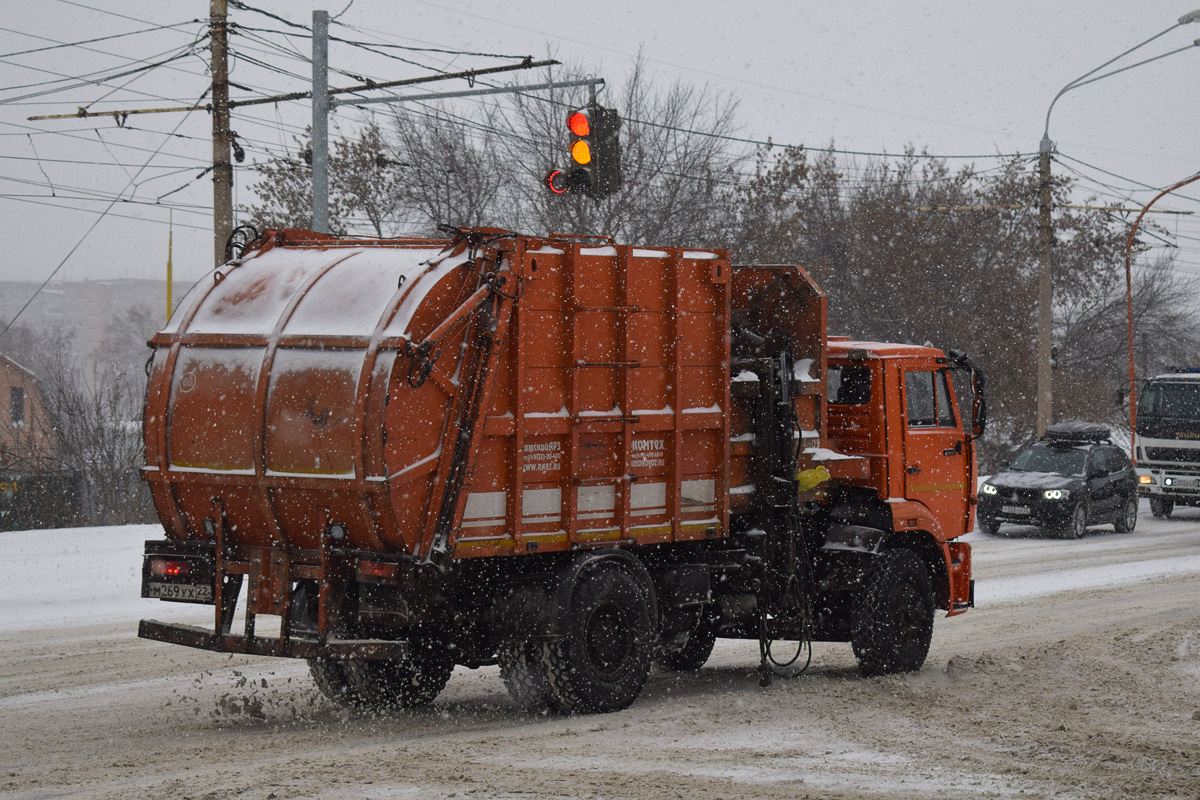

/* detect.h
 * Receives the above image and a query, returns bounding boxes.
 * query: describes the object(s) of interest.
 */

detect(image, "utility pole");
[1035,141,1054,435]
[210,0,233,267]
[311,10,330,233]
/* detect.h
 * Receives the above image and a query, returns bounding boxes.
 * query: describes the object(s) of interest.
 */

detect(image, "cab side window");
[906,371,958,428]
[828,365,871,405]
[905,372,936,427]
[935,371,957,427]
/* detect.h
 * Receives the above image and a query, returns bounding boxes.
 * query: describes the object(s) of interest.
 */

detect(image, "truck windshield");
[1139,382,1200,419]
[1010,445,1086,476]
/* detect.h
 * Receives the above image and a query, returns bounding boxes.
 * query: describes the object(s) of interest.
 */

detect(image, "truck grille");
[1145,446,1200,465]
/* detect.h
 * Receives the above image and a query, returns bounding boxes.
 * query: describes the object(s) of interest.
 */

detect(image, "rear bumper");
[138,619,410,661]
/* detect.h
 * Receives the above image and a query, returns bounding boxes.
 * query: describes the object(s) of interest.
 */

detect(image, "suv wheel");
[1113,494,1137,533]
[1059,503,1087,539]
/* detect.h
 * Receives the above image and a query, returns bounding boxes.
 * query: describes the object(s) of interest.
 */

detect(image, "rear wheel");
[1150,496,1174,519]
[1059,503,1087,539]
[543,562,654,713]
[1114,494,1138,533]
[498,638,554,712]
[851,549,935,677]
[309,658,365,705]
[344,631,454,709]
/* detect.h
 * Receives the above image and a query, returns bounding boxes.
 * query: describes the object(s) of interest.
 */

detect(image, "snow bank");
[0,524,205,634]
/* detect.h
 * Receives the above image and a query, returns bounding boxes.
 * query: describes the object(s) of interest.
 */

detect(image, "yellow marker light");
[1138,474,1155,485]
[571,140,592,165]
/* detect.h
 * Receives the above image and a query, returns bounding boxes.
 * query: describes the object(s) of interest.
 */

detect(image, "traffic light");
[546,103,621,198]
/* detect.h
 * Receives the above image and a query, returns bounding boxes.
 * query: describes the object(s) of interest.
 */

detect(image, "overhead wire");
[0,88,209,337]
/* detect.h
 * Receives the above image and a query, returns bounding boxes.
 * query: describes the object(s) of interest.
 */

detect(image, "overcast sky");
[3,0,1200,312]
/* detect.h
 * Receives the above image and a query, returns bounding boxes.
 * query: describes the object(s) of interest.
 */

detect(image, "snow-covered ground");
[2,505,1199,800]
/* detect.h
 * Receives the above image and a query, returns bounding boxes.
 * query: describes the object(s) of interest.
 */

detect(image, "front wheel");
[976,514,999,536]
[1114,494,1138,533]
[543,562,654,713]
[1059,503,1087,539]
[851,549,935,677]
[1150,496,1174,519]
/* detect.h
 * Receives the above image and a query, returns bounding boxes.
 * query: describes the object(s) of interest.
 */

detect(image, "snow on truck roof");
[165,243,454,338]
[827,339,946,360]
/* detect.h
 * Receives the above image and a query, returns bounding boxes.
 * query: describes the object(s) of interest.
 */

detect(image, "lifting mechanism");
[732,323,815,684]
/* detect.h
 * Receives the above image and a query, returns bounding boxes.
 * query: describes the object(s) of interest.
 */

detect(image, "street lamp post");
[1034,10,1200,435]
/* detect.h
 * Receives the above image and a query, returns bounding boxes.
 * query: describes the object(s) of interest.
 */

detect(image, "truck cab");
[823,338,978,617]
[1136,370,1200,517]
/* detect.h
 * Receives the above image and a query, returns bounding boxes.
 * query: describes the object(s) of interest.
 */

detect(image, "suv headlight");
[981,483,997,495]
[1043,489,1070,500]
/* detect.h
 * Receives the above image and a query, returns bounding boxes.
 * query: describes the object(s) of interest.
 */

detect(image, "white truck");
[1135,370,1200,517]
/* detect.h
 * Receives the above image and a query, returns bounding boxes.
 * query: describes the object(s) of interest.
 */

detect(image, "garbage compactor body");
[139,228,977,713]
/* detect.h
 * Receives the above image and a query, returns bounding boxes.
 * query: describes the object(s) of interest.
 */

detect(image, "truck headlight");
[1043,489,1070,500]
[981,483,997,495]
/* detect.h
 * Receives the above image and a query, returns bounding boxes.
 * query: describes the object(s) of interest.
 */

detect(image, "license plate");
[147,581,212,602]
[1001,505,1030,515]
[1174,478,1199,489]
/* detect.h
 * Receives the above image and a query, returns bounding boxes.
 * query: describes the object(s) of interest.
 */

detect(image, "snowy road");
[2,504,1199,799]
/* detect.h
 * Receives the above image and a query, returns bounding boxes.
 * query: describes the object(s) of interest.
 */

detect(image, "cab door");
[902,368,971,536]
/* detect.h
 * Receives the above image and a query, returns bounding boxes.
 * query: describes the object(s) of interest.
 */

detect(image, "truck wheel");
[345,631,454,709]
[851,549,934,677]
[1150,497,1174,519]
[309,658,367,706]
[657,615,717,672]
[544,562,654,713]
[498,639,555,712]
[976,515,999,536]
[1059,503,1087,539]
[1114,494,1138,533]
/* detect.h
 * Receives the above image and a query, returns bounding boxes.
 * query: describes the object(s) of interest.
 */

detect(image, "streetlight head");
[1179,9,1200,24]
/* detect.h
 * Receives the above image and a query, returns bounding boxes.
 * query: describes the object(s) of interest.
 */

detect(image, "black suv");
[977,421,1137,538]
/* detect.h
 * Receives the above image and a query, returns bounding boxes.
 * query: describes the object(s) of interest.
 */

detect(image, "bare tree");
[242,122,411,236]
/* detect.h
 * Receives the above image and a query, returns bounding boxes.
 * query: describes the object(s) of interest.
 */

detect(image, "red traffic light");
[568,111,590,137]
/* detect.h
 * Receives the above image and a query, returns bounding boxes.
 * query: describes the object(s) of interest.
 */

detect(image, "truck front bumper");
[1136,468,1200,500]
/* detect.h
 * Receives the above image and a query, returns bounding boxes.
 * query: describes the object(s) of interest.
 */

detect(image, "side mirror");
[971,395,987,437]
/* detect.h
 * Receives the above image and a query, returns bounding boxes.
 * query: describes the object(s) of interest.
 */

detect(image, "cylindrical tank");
[144,229,478,555]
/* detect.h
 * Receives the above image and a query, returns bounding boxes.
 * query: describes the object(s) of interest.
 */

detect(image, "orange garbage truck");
[139,227,983,713]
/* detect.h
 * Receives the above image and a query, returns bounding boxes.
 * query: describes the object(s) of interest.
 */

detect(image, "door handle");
[907,465,922,474]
